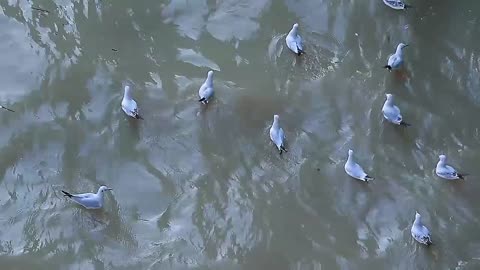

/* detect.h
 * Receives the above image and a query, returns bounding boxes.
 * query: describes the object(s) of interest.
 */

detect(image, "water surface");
[0,0,480,269]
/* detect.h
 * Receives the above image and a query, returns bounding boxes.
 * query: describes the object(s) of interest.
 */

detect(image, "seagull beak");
[404,44,409,47]
[107,188,113,191]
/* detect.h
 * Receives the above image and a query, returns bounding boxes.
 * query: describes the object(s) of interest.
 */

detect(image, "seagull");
[383,0,412,10]
[198,70,214,104]
[270,114,287,155]
[411,211,433,246]
[0,105,14,112]
[382,93,410,126]
[286,23,304,56]
[436,154,466,180]
[344,149,374,182]
[62,186,113,209]
[121,85,143,119]
[384,43,408,71]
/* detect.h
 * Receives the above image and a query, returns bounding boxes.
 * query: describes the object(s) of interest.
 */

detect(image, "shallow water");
[0,0,480,269]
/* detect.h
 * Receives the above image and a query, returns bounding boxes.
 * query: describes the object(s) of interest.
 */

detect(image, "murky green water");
[1,0,480,269]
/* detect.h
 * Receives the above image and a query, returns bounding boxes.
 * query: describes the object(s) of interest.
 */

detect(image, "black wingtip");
[0,106,14,112]
[297,48,305,56]
[135,114,144,120]
[400,121,411,127]
[384,65,392,71]
[280,146,288,153]
[365,175,374,182]
[458,173,468,180]
[198,97,206,103]
[404,4,413,9]
[62,190,73,198]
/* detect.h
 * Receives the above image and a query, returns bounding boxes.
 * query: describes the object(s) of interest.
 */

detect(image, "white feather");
[411,212,433,245]
[269,115,285,152]
[382,94,404,125]
[62,186,112,209]
[436,155,462,180]
[386,43,408,70]
[121,85,141,119]
[286,23,303,54]
[198,70,214,104]
[344,150,373,182]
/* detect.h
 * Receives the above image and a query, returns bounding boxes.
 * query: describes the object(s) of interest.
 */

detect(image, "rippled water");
[1,0,480,269]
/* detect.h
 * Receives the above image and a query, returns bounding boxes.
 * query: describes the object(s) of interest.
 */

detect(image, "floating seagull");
[344,149,374,182]
[436,154,466,180]
[382,93,410,126]
[411,211,433,246]
[62,186,113,209]
[286,23,304,56]
[384,43,408,71]
[121,85,143,119]
[270,114,287,155]
[198,70,214,104]
[0,105,14,112]
[383,0,412,10]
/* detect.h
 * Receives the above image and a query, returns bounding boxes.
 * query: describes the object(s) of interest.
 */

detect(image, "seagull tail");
[384,65,392,71]
[426,238,433,246]
[404,4,413,9]
[297,48,305,56]
[62,190,73,198]
[198,97,206,103]
[400,121,411,127]
[364,175,374,182]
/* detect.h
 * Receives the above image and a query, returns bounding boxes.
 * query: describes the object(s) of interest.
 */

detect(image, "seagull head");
[273,114,280,122]
[385,93,394,101]
[124,85,133,99]
[207,70,214,79]
[348,149,353,156]
[439,154,447,162]
[293,23,299,29]
[415,211,421,220]
[398,43,408,50]
[99,186,113,193]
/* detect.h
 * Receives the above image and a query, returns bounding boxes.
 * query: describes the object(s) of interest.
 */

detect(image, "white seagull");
[411,211,433,246]
[383,0,412,10]
[382,93,410,126]
[198,70,214,104]
[270,114,287,155]
[62,186,113,209]
[436,154,466,180]
[384,43,408,71]
[286,23,304,56]
[344,149,374,182]
[121,85,143,119]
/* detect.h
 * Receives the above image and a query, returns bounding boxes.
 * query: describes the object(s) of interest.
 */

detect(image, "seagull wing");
[270,127,283,149]
[383,105,399,123]
[122,99,138,118]
[296,35,303,51]
[202,86,214,100]
[286,35,298,54]
[346,161,367,180]
[71,193,101,209]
